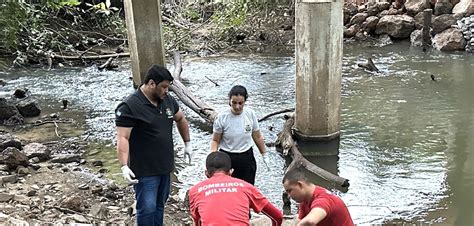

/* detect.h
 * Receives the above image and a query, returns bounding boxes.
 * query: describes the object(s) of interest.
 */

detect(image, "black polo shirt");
[115,88,179,177]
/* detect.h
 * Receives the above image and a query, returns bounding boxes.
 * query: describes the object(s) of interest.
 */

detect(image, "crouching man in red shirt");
[283,170,354,226]
[188,151,283,226]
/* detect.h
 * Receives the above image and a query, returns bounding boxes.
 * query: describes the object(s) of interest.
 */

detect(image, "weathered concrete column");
[294,0,343,141]
[124,0,166,87]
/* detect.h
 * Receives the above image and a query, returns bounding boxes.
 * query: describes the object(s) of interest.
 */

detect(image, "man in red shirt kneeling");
[188,151,283,226]
[283,169,354,226]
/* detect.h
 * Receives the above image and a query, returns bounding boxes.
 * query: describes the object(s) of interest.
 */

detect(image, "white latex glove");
[184,142,193,164]
[261,152,270,170]
[121,165,138,184]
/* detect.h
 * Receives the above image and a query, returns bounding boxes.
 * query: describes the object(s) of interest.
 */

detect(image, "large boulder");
[432,14,463,34]
[22,143,50,161]
[362,16,380,33]
[366,2,380,16]
[0,98,18,121]
[15,99,41,118]
[433,28,467,51]
[0,147,29,170]
[405,0,431,16]
[350,13,369,25]
[376,15,416,38]
[410,29,424,46]
[452,0,474,16]
[434,0,453,15]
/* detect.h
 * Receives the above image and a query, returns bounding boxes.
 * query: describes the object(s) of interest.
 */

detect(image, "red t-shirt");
[298,186,354,226]
[188,172,270,225]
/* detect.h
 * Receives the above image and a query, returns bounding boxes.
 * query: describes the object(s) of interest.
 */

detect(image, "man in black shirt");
[115,64,192,226]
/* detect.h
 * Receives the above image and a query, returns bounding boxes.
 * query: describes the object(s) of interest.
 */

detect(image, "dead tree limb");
[258,108,295,122]
[98,57,116,70]
[357,57,380,73]
[173,52,183,81]
[52,52,130,61]
[276,114,349,188]
[169,53,218,123]
[205,76,219,86]
[162,15,189,30]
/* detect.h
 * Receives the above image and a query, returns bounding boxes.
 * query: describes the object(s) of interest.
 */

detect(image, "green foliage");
[210,1,250,40]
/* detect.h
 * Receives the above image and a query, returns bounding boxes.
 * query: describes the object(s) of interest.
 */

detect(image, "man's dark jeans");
[134,175,170,226]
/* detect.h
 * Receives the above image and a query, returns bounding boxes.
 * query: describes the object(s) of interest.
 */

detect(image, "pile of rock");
[343,0,474,52]
[455,15,474,52]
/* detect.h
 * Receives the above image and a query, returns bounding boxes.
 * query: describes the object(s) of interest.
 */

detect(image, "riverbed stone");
[0,147,29,170]
[405,0,431,16]
[0,133,22,152]
[50,154,81,164]
[376,15,415,38]
[432,14,463,34]
[452,0,474,16]
[22,143,50,161]
[0,98,19,122]
[15,99,41,118]
[433,27,466,50]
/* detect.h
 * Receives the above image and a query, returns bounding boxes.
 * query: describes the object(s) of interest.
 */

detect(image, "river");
[1,42,473,225]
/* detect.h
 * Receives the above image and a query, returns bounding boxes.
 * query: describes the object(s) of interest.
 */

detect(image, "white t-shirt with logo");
[213,108,260,153]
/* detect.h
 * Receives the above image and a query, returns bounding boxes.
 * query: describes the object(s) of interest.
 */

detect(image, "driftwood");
[205,76,219,86]
[173,52,183,81]
[258,108,295,122]
[357,57,380,73]
[98,57,118,70]
[52,52,130,61]
[169,53,218,123]
[276,113,349,188]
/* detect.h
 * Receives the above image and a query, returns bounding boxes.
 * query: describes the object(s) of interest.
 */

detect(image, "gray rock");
[432,14,462,34]
[89,203,108,219]
[362,16,379,33]
[15,99,41,118]
[410,29,424,46]
[60,195,84,212]
[377,2,391,11]
[0,80,6,86]
[0,98,19,121]
[0,147,29,170]
[26,190,36,197]
[405,0,431,16]
[433,28,467,51]
[0,193,14,202]
[22,143,50,161]
[452,0,474,16]
[350,13,368,25]
[91,160,103,167]
[16,166,29,176]
[376,15,416,38]
[344,24,361,38]
[0,175,18,184]
[13,89,27,99]
[434,0,453,15]
[50,154,81,164]
[0,134,22,152]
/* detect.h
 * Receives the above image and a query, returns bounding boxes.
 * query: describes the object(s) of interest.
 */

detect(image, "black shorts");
[220,147,257,185]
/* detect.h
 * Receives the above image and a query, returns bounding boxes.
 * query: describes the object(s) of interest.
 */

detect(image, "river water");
[1,42,473,225]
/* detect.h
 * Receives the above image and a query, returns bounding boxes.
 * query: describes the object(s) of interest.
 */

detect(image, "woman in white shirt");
[210,85,267,185]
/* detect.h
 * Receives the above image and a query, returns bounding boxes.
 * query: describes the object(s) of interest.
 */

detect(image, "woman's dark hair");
[143,64,174,85]
[228,85,248,100]
[206,151,232,176]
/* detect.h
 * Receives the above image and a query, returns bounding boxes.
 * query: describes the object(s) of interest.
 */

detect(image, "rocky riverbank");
[343,0,474,52]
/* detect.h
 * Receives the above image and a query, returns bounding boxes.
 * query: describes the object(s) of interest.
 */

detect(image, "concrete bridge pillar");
[124,0,166,87]
[294,0,343,143]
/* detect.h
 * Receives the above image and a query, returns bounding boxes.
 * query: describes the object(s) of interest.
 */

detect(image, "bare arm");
[174,109,190,142]
[210,132,222,152]
[116,126,132,166]
[252,130,266,155]
[297,208,327,226]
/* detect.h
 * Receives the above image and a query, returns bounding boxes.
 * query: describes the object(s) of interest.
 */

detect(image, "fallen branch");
[169,53,218,123]
[163,15,189,30]
[204,76,219,86]
[276,114,349,188]
[258,108,295,122]
[173,52,183,81]
[52,52,130,61]
[98,57,118,70]
[53,121,61,138]
[357,57,380,73]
